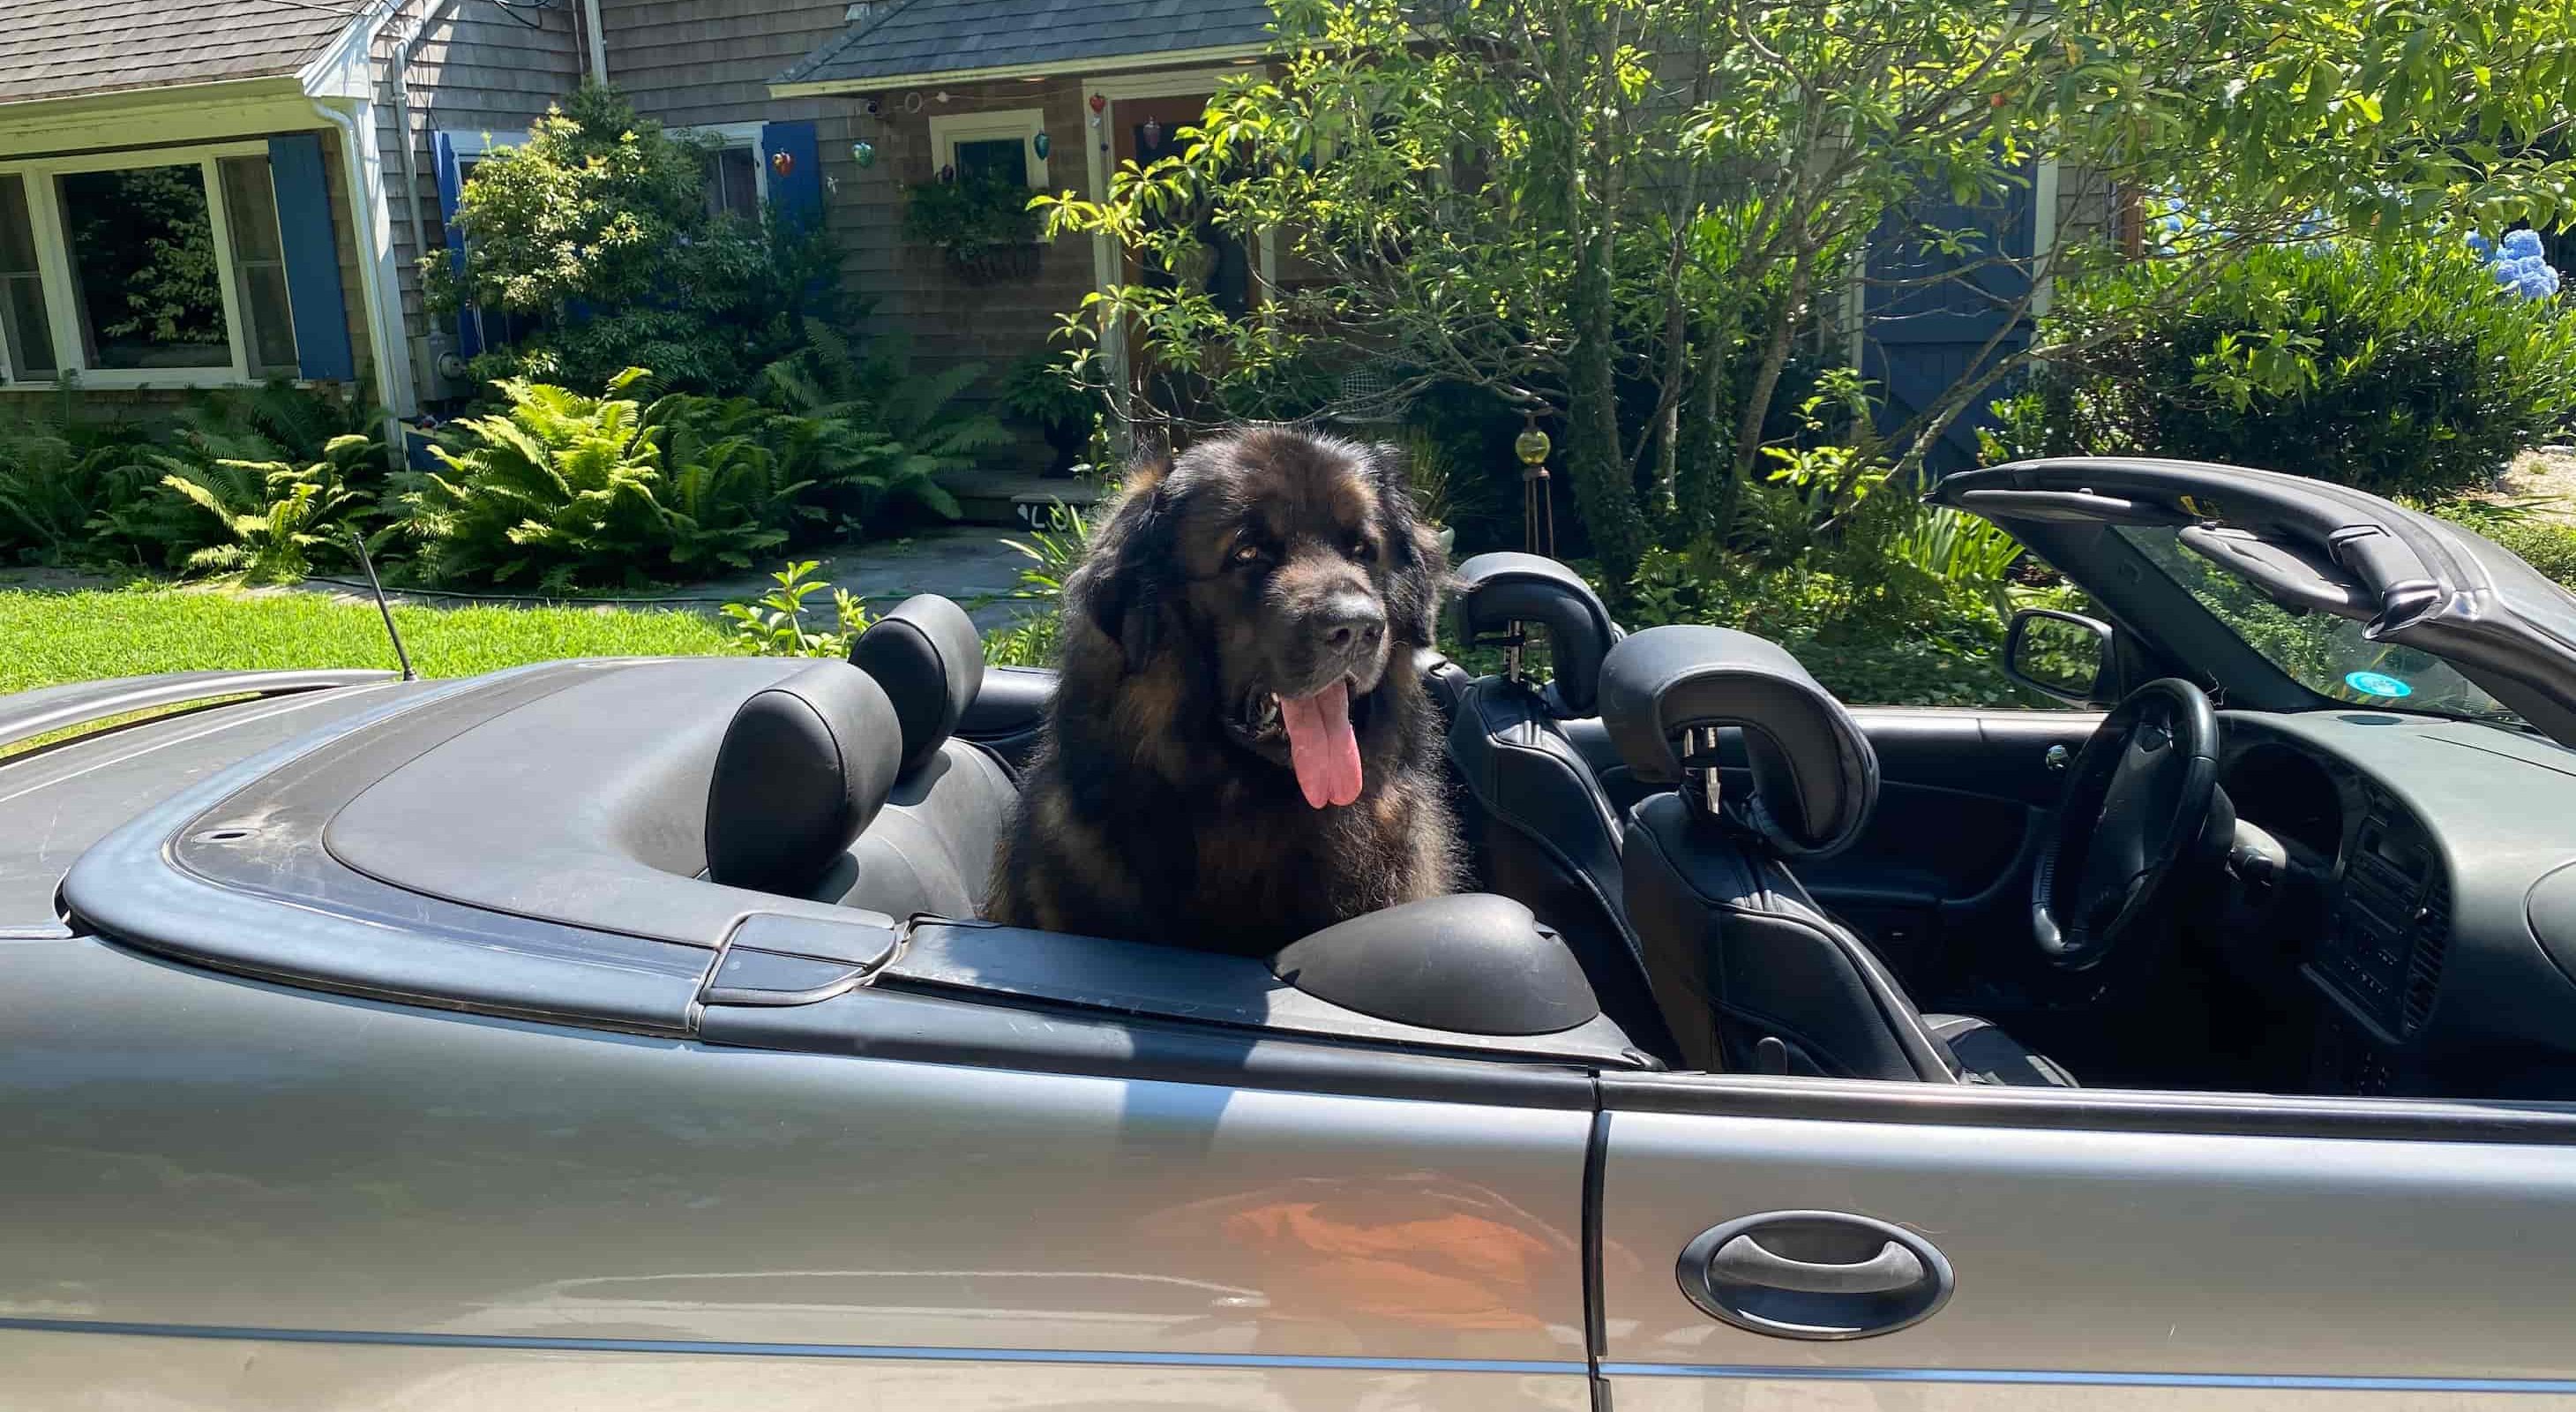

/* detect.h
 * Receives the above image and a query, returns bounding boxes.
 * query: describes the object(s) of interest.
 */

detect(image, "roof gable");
[776,0,1276,90]
[0,0,358,109]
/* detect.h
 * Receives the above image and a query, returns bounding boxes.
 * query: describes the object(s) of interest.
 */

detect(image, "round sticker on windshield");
[2345,671,2413,699]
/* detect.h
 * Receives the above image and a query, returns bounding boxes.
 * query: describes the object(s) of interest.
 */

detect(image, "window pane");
[59,164,229,370]
[706,146,759,219]
[219,157,297,376]
[0,175,56,379]
[953,138,1025,187]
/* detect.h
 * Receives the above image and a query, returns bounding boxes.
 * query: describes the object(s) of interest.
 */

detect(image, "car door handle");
[1710,1233,1923,1295]
[1679,1211,1954,1341]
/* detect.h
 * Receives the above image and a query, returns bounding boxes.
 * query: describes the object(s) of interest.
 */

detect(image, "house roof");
[0,0,359,108]
[774,0,1276,91]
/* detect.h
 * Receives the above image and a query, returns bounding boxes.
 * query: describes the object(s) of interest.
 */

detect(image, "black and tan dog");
[987,426,1463,954]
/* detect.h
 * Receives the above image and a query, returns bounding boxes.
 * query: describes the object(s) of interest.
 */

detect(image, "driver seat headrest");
[850,594,985,778]
[1449,552,1621,716]
[706,662,904,896]
[1599,625,1879,857]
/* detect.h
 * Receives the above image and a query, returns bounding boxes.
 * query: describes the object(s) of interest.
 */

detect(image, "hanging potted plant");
[902,169,1045,282]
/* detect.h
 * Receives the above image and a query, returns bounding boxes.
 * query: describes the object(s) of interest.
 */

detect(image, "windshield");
[2115,526,2531,732]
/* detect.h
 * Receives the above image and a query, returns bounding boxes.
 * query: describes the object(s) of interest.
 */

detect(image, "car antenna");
[347,530,416,682]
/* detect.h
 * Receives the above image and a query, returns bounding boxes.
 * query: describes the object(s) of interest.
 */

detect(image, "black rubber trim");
[701,986,1601,1109]
[1599,1072,2576,1144]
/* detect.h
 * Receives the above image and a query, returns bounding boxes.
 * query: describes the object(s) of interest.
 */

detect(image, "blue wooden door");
[1861,164,2038,474]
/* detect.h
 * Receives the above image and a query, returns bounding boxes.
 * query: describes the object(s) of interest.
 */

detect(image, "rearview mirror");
[2005,609,2115,705]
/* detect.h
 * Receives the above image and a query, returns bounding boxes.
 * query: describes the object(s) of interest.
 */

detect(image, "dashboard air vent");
[2401,877,2450,1035]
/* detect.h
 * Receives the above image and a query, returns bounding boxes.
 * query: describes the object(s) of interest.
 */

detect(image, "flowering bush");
[2467,229,2563,301]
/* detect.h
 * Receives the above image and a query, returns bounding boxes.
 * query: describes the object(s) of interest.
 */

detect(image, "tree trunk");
[1732,241,1814,479]
[1560,5,1646,587]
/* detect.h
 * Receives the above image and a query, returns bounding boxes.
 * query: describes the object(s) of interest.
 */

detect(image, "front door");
[1592,1076,2576,1408]
[1111,94,1254,320]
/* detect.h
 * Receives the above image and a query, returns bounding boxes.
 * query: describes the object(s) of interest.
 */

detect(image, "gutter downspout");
[582,0,610,86]
[391,0,465,306]
[310,97,416,430]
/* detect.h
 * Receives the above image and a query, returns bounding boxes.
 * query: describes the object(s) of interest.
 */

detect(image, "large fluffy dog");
[987,427,1463,954]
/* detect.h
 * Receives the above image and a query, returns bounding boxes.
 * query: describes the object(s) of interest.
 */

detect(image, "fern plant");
[401,368,678,590]
[759,319,1008,530]
[161,434,379,584]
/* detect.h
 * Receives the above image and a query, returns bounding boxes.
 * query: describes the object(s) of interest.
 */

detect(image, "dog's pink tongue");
[1278,681,1363,808]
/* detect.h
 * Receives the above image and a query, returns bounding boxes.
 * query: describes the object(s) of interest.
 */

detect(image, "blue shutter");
[760,121,823,231]
[1861,161,2038,476]
[431,131,479,359]
[267,134,357,384]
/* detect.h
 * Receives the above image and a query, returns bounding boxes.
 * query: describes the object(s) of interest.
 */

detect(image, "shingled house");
[0,0,1280,431]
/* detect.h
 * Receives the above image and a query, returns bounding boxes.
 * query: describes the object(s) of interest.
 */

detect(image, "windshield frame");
[2108,523,2537,735]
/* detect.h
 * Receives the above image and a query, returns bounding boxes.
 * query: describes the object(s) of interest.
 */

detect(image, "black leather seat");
[702,596,1017,920]
[831,595,1019,918]
[1599,625,2074,1086]
[1443,552,1680,1063]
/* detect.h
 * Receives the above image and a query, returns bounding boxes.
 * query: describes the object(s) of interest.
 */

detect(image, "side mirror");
[2005,608,2116,705]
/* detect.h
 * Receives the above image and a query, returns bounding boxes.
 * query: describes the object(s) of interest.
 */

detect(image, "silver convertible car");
[11,456,2576,1410]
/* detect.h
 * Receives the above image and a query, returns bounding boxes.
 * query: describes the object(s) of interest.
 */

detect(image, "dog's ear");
[1068,472,1179,674]
[1363,440,1450,646]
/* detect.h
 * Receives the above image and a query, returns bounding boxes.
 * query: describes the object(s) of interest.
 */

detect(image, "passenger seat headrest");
[1599,625,1879,857]
[850,594,985,777]
[1449,552,1621,716]
[707,662,904,896]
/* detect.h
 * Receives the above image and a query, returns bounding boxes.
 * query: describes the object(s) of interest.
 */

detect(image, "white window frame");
[928,108,1050,189]
[0,139,289,390]
[672,122,770,212]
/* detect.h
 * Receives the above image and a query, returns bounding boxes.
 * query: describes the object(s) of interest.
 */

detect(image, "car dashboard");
[2213,709,2576,1098]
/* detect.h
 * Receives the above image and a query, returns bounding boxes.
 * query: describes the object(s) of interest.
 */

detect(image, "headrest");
[1449,552,1621,715]
[1598,625,1879,857]
[707,662,903,896]
[850,594,984,777]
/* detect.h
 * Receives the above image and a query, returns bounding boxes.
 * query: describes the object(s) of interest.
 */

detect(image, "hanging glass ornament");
[1031,131,1051,161]
[850,140,877,169]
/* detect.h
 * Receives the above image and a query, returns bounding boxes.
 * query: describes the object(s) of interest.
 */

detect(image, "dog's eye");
[1351,537,1377,563]
[1231,540,1268,567]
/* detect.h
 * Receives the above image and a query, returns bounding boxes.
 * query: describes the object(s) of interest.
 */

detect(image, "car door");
[1591,1073,2576,1408]
[0,928,1599,1412]
[1793,706,2098,991]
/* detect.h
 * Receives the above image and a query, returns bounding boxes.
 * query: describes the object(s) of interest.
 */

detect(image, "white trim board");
[927,107,1050,187]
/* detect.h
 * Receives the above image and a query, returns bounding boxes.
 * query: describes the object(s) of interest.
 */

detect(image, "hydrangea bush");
[2467,229,2563,301]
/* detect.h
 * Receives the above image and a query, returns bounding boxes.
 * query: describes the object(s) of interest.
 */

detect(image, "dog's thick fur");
[986,427,1464,954]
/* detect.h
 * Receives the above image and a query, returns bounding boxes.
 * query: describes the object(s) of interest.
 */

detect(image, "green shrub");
[983,497,1099,667]
[435,85,841,396]
[401,368,790,590]
[1618,446,2076,707]
[759,322,1005,533]
[159,434,381,584]
[1999,239,2576,499]
[0,422,149,566]
[720,560,872,657]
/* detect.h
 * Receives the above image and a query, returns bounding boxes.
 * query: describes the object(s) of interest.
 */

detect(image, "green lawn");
[0,587,738,696]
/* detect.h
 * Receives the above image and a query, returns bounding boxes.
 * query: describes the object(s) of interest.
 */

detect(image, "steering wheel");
[2033,678,2224,971]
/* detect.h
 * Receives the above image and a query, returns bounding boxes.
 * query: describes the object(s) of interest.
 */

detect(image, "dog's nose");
[1314,594,1386,655]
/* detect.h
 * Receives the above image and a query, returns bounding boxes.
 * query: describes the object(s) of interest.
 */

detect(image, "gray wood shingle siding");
[370,2,585,332]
